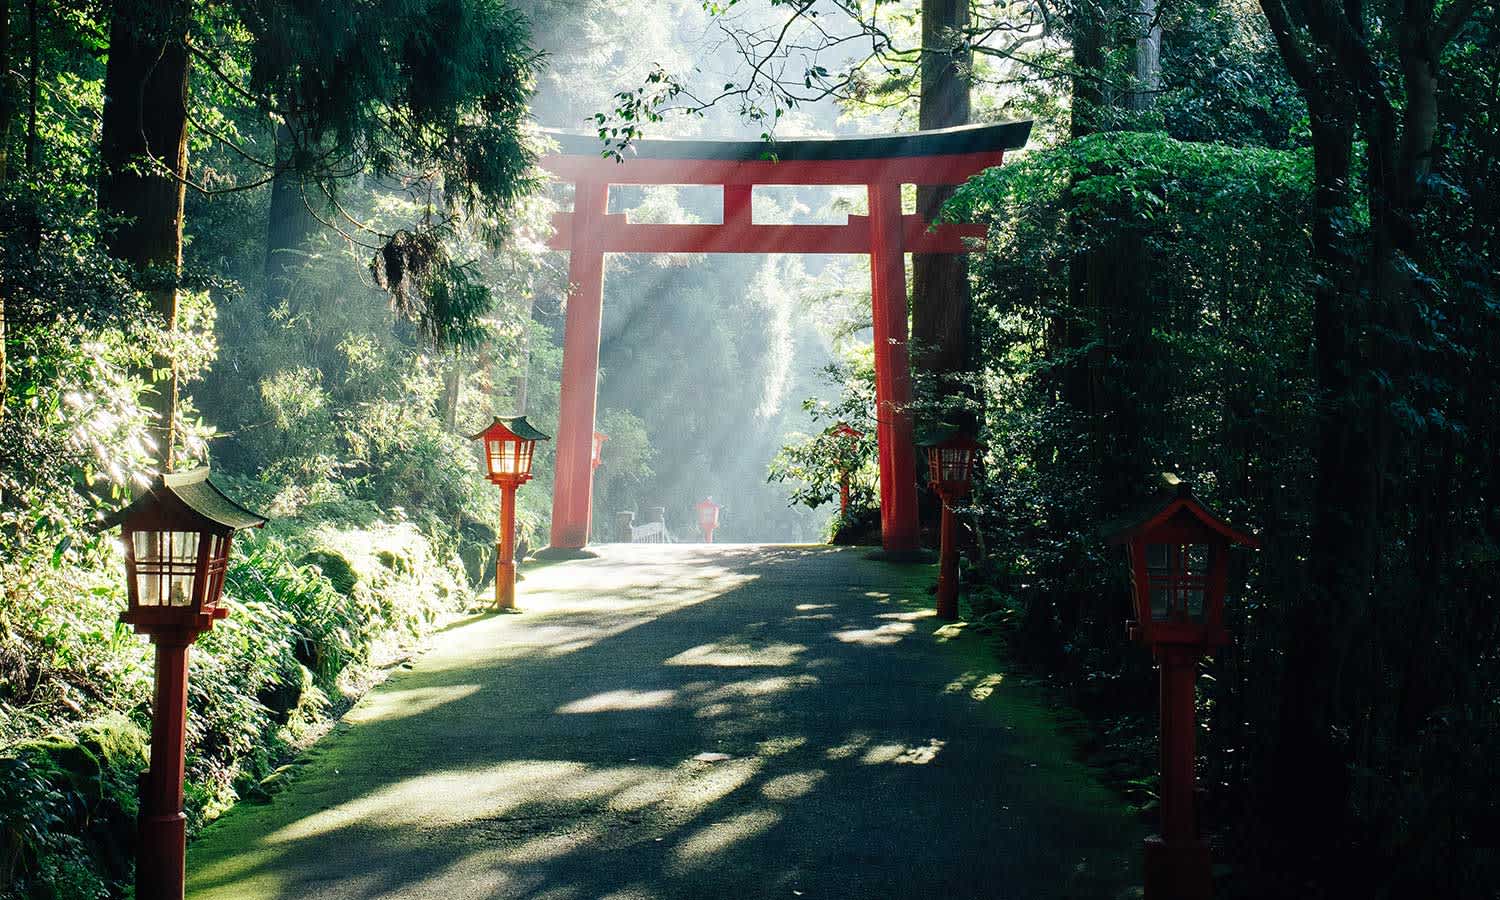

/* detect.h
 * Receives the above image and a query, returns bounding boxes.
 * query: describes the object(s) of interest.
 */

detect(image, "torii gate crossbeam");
[539,121,1032,555]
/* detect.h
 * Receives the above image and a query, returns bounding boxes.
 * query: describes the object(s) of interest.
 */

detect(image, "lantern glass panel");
[488,439,530,477]
[1144,542,1212,622]
[132,530,201,607]
[936,447,972,483]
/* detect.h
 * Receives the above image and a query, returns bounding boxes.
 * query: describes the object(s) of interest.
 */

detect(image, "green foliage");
[0,715,147,899]
[767,360,878,514]
[226,0,539,212]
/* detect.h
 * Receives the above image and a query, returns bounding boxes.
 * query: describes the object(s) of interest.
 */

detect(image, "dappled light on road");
[186,545,1140,900]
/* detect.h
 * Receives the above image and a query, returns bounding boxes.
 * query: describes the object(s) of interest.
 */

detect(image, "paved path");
[187,545,1141,900]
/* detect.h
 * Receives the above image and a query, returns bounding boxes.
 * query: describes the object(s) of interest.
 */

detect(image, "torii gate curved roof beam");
[540,120,1032,184]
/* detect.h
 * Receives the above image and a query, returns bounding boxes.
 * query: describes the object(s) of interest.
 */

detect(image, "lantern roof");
[100,468,268,531]
[920,429,982,451]
[1104,473,1259,548]
[469,415,551,443]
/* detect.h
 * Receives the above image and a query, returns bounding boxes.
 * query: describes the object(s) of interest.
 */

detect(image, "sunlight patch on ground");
[942,671,1005,701]
[665,641,807,667]
[861,738,946,765]
[794,603,835,611]
[830,621,916,646]
[556,689,678,714]
[756,735,808,756]
[824,732,871,760]
[696,675,819,702]
[670,809,782,869]
[386,848,522,899]
[597,886,660,900]
[760,770,826,800]
[675,756,762,801]
[933,621,969,642]
[504,829,604,865]
[266,761,592,842]
[876,609,936,622]
[186,848,281,898]
[343,684,480,725]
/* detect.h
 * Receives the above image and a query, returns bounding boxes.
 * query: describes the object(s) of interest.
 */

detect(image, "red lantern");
[102,468,266,638]
[99,468,266,900]
[1105,473,1258,900]
[476,416,546,487]
[591,431,608,471]
[1107,473,1258,649]
[924,433,982,620]
[696,497,722,543]
[926,432,981,501]
[471,416,551,608]
[831,423,863,516]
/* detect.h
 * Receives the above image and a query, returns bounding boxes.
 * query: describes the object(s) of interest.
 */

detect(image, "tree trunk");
[0,0,12,413]
[1271,92,1359,853]
[263,122,321,309]
[1129,0,1162,111]
[440,354,462,429]
[910,0,972,430]
[99,0,192,472]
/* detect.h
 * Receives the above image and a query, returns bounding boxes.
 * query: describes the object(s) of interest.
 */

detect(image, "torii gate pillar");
[867,182,919,552]
[539,122,1032,555]
[549,181,608,551]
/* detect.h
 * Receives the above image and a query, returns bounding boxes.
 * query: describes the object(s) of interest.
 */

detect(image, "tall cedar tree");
[1255,0,1480,863]
[99,0,192,470]
[910,0,973,438]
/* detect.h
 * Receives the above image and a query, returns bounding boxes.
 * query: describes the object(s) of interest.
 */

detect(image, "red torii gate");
[539,120,1032,555]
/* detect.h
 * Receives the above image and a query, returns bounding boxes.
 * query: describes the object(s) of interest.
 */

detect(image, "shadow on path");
[187,545,1141,900]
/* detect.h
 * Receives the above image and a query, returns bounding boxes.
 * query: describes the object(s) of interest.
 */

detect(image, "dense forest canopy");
[2,0,1497,897]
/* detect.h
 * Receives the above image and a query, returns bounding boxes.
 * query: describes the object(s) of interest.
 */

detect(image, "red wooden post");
[867,182,919,554]
[1144,645,1213,899]
[549,181,608,551]
[839,471,851,517]
[138,634,190,900]
[496,483,517,609]
[936,502,959,618]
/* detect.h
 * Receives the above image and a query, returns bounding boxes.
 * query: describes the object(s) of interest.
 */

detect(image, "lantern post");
[99,468,266,900]
[924,433,981,621]
[472,416,550,609]
[1106,474,1258,900]
[832,423,863,517]
[696,497,722,543]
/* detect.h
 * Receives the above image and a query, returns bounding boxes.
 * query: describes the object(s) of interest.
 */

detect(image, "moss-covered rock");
[4,713,148,897]
[298,549,358,597]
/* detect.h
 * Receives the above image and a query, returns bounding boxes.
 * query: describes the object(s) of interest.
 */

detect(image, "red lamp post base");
[1144,835,1213,900]
[495,556,515,609]
[137,811,187,899]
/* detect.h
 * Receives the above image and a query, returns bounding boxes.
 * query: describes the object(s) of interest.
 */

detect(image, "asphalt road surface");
[187,544,1141,900]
